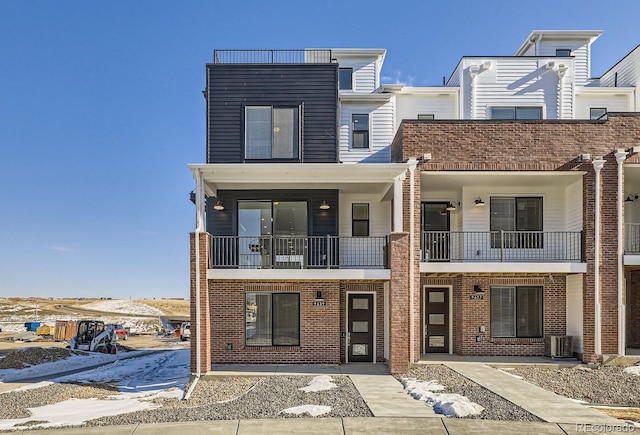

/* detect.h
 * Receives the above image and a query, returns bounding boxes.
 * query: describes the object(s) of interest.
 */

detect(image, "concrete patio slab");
[133,420,238,434]
[343,417,447,434]
[349,375,437,417]
[442,419,567,435]
[237,418,344,434]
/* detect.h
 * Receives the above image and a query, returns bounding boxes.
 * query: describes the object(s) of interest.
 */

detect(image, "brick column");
[190,232,211,373]
[389,232,410,373]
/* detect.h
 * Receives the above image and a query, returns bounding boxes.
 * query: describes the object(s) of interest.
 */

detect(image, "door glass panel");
[429,336,445,347]
[238,202,272,268]
[422,203,449,231]
[429,314,445,325]
[352,344,368,355]
[272,107,298,159]
[352,298,369,310]
[352,321,368,333]
[429,291,445,303]
[273,201,307,267]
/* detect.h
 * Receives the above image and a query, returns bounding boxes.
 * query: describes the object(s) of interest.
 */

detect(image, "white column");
[615,150,628,355]
[408,159,418,364]
[593,157,606,356]
[195,170,205,233]
[393,173,406,233]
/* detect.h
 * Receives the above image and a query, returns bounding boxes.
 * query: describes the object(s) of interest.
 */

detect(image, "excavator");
[69,320,118,354]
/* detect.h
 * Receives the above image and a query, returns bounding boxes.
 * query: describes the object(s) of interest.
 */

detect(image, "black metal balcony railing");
[422,231,584,262]
[213,49,332,64]
[210,235,388,269]
[626,224,640,254]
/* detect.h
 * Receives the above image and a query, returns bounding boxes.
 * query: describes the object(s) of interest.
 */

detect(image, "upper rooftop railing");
[213,49,333,64]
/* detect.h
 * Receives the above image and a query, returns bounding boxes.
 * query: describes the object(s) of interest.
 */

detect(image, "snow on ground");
[281,405,332,417]
[299,375,337,393]
[0,349,190,430]
[624,366,640,376]
[84,300,164,316]
[401,378,484,417]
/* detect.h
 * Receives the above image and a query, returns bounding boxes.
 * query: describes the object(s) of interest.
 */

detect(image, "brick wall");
[626,269,640,348]
[190,232,211,373]
[389,232,410,373]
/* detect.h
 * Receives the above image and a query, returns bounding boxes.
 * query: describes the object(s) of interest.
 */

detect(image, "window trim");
[245,292,301,347]
[490,106,543,120]
[490,286,543,338]
[590,107,608,120]
[244,104,302,162]
[339,67,353,90]
[352,203,370,237]
[351,113,370,150]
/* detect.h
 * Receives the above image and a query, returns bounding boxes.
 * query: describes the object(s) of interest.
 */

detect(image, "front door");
[347,294,374,362]
[424,288,450,353]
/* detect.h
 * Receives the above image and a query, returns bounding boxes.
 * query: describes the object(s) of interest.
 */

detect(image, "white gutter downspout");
[593,157,606,357]
[407,159,418,364]
[615,150,628,356]
[185,169,205,400]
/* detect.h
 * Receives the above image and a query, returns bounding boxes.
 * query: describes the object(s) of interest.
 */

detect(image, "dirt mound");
[0,347,77,369]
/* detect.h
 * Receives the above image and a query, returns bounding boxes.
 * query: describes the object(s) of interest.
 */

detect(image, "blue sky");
[1,1,639,299]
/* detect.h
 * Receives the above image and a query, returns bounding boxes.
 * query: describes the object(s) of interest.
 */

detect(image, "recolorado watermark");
[576,423,636,432]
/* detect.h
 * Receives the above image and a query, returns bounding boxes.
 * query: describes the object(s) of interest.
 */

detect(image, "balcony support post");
[407,159,418,364]
[393,173,406,233]
[615,150,628,355]
[593,156,606,356]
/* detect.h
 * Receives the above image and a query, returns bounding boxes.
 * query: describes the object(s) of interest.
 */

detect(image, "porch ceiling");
[421,171,586,191]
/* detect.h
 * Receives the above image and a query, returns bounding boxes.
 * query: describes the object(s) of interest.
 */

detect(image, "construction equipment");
[69,320,118,354]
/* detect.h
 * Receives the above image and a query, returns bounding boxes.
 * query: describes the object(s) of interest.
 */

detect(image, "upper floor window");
[352,114,369,149]
[490,197,543,248]
[490,107,542,120]
[339,68,353,90]
[417,114,435,120]
[245,106,300,160]
[352,203,370,236]
[555,49,572,57]
[590,108,607,120]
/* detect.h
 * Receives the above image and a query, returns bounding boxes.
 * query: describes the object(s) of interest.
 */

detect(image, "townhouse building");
[190,31,640,373]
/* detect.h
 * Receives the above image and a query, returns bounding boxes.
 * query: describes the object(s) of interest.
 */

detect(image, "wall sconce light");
[446,201,460,211]
[473,285,484,293]
[189,190,196,204]
[625,194,639,203]
[474,198,485,207]
[319,200,331,210]
[213,200,225,211]
[315,291,323,300]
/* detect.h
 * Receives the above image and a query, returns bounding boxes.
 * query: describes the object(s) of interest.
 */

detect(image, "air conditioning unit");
[544,335,573,358]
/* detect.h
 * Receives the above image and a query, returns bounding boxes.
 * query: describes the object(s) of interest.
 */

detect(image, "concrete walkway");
[444,362,622,425]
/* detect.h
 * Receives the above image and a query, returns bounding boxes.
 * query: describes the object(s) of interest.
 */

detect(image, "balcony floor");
[207,268,390,281]
[421,262,587,274]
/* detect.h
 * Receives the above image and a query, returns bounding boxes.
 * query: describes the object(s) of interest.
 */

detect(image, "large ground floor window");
[490,286,543,338]
[245,292,300,346]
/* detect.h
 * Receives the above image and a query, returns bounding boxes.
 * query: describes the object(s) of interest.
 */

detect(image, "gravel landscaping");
[508,365,640,407]
[398,365,543,421]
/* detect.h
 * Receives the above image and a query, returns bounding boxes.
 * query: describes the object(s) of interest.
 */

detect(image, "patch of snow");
[9,381,53,392]
[401,378,484,417]
[624,366,640,376]
[299,375,337,393]
[281,404,331,417]
[84,300,163,316]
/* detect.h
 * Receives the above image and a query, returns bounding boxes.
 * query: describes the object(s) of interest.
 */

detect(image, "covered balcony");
[420,171,588,274]
[625,165,640,264]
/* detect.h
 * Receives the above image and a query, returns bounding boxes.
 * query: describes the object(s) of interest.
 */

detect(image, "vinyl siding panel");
[600,46,640,87]
[565,180,583,232]
[535,40,590,85]
[207,64,338,163]
[338,194,391,237]
[574,93,632,119]
[566,273,584,353]
[339,101,394,163]
[338,58,377,92]
[395,93,458,123]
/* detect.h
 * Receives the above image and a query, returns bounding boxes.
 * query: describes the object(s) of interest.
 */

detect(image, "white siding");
[565,180,583,232]
[534,40,591,85]
[600,46,640,87]
[338,58,378,93]
[339,194,391,237]
[339,100,394,163]
[395,93,458,123]
[574,92,633,119]
[566,273,584,353]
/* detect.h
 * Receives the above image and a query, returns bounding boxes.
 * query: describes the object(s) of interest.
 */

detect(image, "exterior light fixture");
[475,198,485,207]
[446,201,459,211]
[626,194,639,202]
[473,285,484,293]
[319,200,331,210]
[213,200,225,211]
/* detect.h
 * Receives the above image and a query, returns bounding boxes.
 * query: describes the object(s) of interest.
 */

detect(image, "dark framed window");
[490,197,543,248]
[555,49,572,57]
[339,68,353,90]
[490,107,542,120]
[245,106,300,160]
[352,203,370,236]
[245,292,300,346]
[417,114,435,120]
[352,114,369,149]
[491,286,543,338]
[590,108,607,120]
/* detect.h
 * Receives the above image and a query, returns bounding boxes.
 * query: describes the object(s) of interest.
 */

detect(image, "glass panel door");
[273,201,307,268]
[422,202,450,261]
[238,202,272,268]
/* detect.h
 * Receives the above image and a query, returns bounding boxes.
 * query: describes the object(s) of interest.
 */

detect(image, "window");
[245,292,300,346]
[491,286,543,338]
[556,49,572,57]
[590,108,607,120]
[245,106,299,160]
[352,203,370,236]
[490,107,542,120]
[339,68,353,90]
[352,114,369,149]
[417,114,435,120]
[490,197,543,248]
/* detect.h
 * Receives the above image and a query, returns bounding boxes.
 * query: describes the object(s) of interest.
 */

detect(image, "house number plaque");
[312,301,327,306]
[469,294,484,300]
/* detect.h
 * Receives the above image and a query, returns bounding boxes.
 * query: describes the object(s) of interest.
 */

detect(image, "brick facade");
[190,232,211,373]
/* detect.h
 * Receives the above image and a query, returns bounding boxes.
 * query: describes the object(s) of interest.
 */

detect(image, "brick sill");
[243,346,302,352]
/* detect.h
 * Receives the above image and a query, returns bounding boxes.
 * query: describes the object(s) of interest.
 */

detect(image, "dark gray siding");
[206,190,338,236]
[206,64,339,163]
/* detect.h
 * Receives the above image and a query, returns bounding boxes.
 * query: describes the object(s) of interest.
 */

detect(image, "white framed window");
[417,114,435,120]
[352,203,370,236]
[491,286,543,338]
[490,107,542,120]
[339,68,353,90]
[352,114,369,149]
[590,108,607,120]
[245,106,300,160]
[245,292,300,346]
[556,49,572,57]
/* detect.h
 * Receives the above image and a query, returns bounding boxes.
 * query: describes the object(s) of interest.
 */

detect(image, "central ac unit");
[544,335,573,358]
